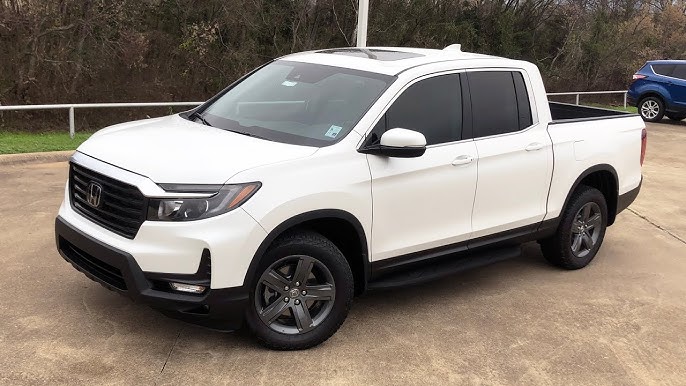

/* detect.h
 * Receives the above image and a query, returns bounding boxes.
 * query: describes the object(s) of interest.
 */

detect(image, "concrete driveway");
[1,121,685,385]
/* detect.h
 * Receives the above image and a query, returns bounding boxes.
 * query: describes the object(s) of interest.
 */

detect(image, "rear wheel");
[666,113,686,121]
[245,231,354,350]
[638,96,665,122]
[540,186,608,270]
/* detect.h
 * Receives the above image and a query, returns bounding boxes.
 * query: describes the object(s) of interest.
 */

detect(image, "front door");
[365,73,478,261]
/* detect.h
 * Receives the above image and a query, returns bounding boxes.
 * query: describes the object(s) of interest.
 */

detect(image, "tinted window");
[384,74,462,145]
[469,71,521,137]
[652,64,675,77]
[513,72,533,129]
[672,64,686,80]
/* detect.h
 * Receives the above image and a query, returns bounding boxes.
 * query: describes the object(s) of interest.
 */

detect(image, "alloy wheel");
[570,202,602,258]
[254,255,336,335]
[641,100,660,120]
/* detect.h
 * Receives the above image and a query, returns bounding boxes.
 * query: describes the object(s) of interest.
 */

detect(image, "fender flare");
[558,164,619,225]
[243,209,370,291]
[638,88,670,107]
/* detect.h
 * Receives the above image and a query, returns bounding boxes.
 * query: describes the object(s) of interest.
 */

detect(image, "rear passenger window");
[513,73,532,129]
[672,65,686,80]
[384,74,462,145]
[652,64,675,77]
[468,71,532,138]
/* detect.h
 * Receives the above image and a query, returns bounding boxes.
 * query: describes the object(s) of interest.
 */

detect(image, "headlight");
[147,182,261,221]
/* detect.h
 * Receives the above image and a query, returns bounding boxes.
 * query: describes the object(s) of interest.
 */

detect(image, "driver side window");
[367,74,463,146]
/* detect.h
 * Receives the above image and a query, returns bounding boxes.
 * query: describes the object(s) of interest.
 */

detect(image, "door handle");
[525,142,544,152]
[451,155,474,166]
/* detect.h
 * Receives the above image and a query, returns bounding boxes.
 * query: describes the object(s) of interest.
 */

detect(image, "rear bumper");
[627,95,638,107]
[55,216,248,331]
[617,177,642,215]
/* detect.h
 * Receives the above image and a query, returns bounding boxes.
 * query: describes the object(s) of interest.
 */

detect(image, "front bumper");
[55,216,248,330]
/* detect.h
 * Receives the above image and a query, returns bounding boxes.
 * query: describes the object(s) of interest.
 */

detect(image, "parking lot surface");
[1,121,685,385]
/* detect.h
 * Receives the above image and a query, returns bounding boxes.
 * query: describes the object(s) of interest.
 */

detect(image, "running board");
[367,246,521,290]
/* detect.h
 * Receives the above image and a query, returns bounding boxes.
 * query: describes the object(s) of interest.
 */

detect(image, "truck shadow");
[655,118,686,127]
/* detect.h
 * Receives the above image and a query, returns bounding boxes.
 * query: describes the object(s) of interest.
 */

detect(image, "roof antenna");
[444,44,462,52]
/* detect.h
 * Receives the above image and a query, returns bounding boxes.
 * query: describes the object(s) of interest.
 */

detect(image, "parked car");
[628,60,686,122]
[55,46,645,350]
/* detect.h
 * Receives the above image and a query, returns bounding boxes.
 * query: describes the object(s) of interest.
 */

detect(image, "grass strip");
[0,131,93,154]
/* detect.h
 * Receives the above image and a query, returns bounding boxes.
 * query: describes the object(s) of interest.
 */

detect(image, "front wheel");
[638,97,665,122]
[245,231,354,350]
[540,186,608,270]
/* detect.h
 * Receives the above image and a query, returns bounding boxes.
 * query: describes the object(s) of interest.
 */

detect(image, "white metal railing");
[0,90,630,139]
[0,102,202,138]
[547,90,629,109]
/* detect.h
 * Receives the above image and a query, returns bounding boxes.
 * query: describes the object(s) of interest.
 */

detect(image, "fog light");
[169,282,206,294]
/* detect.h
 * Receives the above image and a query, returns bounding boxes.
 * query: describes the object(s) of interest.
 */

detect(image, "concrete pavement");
[0,121,685,385]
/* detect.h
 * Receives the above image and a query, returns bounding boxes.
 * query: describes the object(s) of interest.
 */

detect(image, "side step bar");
[367,246,521,290]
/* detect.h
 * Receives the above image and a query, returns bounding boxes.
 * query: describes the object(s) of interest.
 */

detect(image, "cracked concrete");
[0,121,684,385]
[629,120,686,242]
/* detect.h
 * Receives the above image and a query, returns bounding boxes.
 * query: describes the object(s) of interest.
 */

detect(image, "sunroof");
[317,48,424,61]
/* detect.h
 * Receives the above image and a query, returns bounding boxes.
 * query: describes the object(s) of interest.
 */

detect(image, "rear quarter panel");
[544,115,644,220]
[630,80,670,105]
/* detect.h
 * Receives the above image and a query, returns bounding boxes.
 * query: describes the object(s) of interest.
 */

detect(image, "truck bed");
[544,101,644,223]
[550,102,634,123]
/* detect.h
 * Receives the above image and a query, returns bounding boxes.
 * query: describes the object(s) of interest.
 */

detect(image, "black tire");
[638,96,665,122]
[666,113,686,121]
[540,186,608,270]
[245,230,354,350]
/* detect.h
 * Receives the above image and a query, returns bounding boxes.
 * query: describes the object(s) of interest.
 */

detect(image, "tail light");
[640,128,647,166]
[633,74,647,80]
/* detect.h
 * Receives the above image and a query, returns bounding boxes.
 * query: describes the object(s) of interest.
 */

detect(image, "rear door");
[665,64,686,111]
[466,70,554,242]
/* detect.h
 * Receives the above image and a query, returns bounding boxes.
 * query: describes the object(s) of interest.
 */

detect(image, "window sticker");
[325,125,343,139]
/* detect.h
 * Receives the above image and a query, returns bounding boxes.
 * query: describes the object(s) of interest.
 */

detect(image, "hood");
[77,114,318,184]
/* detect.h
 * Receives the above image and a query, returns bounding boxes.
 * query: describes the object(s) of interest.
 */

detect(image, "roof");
[280,46,500,76]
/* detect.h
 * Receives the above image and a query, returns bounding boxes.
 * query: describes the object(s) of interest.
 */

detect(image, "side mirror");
[360,128,427,158]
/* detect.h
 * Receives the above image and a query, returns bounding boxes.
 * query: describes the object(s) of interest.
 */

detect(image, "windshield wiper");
[188,111,212,127]
[225,128,269,141]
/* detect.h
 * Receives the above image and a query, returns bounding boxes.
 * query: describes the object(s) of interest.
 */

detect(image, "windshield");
[198,60,394,147]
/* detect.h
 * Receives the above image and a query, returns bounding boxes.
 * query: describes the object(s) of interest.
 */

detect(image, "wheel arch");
[638,90,668,107]
[561,164,619,226]
[245,209,370,295]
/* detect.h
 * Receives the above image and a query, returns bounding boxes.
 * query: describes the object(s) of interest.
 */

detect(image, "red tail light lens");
[633,74,647,80]
[640,128,647,166]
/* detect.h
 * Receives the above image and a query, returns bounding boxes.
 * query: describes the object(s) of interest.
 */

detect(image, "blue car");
[628,60,686,122]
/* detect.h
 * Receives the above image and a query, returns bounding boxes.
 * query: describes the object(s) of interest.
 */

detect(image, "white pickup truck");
[55,46,645,350]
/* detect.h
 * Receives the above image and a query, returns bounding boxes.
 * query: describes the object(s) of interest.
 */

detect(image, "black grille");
[59,237,128,291]
[69,163,147,239]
